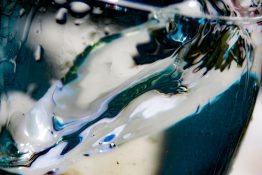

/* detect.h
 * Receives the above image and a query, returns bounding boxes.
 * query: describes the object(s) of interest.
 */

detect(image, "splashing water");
[0,0,261,174]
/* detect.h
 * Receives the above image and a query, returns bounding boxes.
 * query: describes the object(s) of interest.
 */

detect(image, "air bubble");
[55,8,68,24]
[54,0,67,5]
[34,45,44,62]
[70,1,91,14]
[74,19,85,25]
[19,8,25,17]
[92,7,103,15]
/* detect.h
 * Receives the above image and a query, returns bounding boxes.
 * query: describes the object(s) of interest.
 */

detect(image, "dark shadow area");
[0,170,17,175]
[158,73,259,175]
[0,44,53,100]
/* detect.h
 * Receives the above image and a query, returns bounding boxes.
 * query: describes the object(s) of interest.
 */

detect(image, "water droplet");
[34,45,44,62]
[74,19,84,26]
[166,19,176,33]
[103,26,111,36]
[19,8,25,17]
[92,7,103,15]
[177,85,188,93]
[54,0,67,5]
[55,8,68,24]
[109,143,116,148]
[103,134,115,142]
[70,1,91,14]
[46,168,59,175]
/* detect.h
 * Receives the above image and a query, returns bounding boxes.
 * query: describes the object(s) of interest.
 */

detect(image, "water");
[0,0,261,175]
[160,72,259,175]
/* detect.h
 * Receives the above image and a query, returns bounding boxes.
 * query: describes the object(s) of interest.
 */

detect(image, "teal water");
[159,73,259,175]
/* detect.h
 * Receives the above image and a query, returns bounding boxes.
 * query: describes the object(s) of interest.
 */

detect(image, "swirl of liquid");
[0,0,261,174]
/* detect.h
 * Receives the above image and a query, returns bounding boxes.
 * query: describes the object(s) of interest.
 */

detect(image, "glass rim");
[98,0,262,24]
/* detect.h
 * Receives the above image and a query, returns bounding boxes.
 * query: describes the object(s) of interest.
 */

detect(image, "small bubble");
[104,31,109,35]
[104,26,110,35]
[55,8,68,24]
[84,153,90,157]
[103,134,115,142]
[166,20,176,33]
[92,7,103,15]
[54,0,67,5]
[177,86,188,93]
[19,8,25,17]
[74,19,84,26]
[34,45,44,62]
[46,168,59,175]
[109,143,116,148]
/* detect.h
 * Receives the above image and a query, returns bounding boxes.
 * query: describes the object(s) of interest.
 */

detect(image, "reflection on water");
[160,73,259,175]
[0,0,261,174]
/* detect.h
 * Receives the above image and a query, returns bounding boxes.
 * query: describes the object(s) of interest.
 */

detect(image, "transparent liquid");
[0,0,261,174]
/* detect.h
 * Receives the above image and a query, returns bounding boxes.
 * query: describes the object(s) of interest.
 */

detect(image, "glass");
[0,0,261,174]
